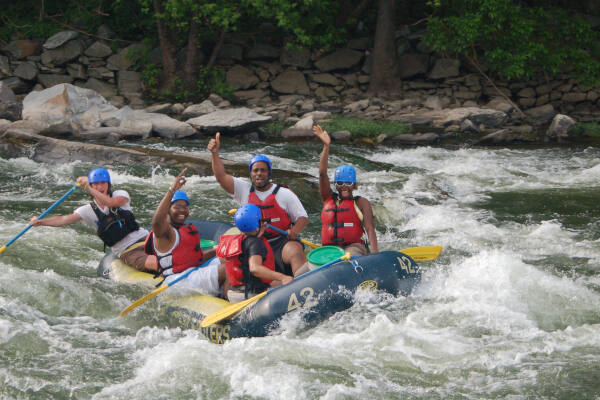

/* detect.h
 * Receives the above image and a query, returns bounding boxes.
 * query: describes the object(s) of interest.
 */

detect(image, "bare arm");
[29,213,82,227]
[313,125,333,203]
[357,197,379,253]
[207,132,235,194]
[152,169,187,251]
[248,254,293,285]
[76,176,128,208]
[288,216,308,240]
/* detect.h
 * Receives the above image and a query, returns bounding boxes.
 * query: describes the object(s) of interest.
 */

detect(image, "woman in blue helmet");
[144,168,226,296]
[29,168,160,272]
[313,125,379,255]
[217,203,293,303]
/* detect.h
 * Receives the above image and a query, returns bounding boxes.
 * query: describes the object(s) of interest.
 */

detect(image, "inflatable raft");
[98,220,421,344]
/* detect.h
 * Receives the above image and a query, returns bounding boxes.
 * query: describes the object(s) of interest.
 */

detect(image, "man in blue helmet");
[208,132,310,277]
[144,168,226,296]
[217,203,293,303]
[29,168,160,272]
[313,125,379,255]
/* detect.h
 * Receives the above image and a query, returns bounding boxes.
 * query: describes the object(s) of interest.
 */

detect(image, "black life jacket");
[90,202,140,247]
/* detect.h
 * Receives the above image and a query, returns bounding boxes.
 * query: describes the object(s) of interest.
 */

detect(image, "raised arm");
[207,132,235,194]
[76,176,128,208]
[357,197,379,253]
[313,125,333,203]
[151,169,187,247]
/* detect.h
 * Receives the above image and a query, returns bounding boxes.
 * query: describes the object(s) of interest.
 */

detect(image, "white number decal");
[397,256,415,274]
[287,287,319,311]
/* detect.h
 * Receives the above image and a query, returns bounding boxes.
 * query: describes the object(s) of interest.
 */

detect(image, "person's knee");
[282,241,306,262]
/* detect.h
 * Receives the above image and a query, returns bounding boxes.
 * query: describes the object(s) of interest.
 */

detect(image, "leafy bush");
[424,0,600,85]
[572,122,600,138]
[320,116,410,139]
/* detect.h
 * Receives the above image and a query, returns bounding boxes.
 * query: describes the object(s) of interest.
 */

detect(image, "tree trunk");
[183,18,201,87]
[368,0,400,96]
[206,27,226,72]
[153,0,177,91]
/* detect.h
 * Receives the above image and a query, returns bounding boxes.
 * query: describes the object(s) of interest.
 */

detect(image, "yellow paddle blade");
[201,290,267,328]
[300,238,320,249]
[398,246,442,261]
[0,246,6,254]
[119,284,169,317]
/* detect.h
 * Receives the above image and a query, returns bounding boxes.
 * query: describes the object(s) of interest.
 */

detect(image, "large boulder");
[22,83,117,135]
[186,108,272,134]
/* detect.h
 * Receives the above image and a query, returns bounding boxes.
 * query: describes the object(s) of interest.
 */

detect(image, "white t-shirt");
[74,189,149,256]
[233,177,308,222]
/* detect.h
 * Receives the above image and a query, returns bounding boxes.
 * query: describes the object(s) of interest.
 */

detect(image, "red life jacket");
[144,223,204,276]
[321,194,364,246]
[216,234,275,287]
[248,185,292,239]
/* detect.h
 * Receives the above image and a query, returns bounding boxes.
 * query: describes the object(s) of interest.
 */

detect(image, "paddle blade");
[119,284,169,317]
[300,238,320,249]
[201,291,267,328]
[0,246,6,254]
[398,246,442,261]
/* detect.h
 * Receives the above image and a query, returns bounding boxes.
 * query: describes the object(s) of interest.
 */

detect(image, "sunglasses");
[335,181,354,187]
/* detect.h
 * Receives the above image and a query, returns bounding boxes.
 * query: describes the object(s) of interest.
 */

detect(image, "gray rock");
[37,74,74,88]
[233,89,269,101]
[428,58,461,79]
[84,78,117,98]
[43,31,79,50]
[85,41,113,58]
[525,104,556,125]
[186,107,272,134]
[145,103,172,114]
[2,77,31,94]
[331,130,352,141]
[41,40,84,66]
[399,53,430,78]
[0,55,11,76]
[118,70,141,95]
[4,40,42,59]
[182,100,217,119]
[280,48,311,68]
[311,73,340,86]
[437,107,508,128]
[546,114,576,139]
[226,65,259,90]
[0,81,17,103]
[475,129,534,145]
[315,49,363,72]
[271,70,310,95]
[23,83,117,135]
[218,43,243,61]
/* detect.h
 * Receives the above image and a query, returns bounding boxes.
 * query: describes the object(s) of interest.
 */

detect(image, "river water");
[1,139,599,399]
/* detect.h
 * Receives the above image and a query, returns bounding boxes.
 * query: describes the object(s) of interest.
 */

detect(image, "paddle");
[119,257,216,317]
[200,253,352,328]
[399,246,442,262]
[0,183,81,255]
[227,208,320,249]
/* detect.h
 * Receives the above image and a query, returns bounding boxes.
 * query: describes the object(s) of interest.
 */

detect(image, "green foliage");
[572,122,600,138]
[321,116,410,139]
[1,0,154,44]
[261,120,290,137]
[424,0,600,85]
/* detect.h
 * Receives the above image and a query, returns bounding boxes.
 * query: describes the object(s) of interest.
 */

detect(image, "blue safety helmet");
[171,190,190,205]
[234,203,262,233]
[334,165,356,184]
[88,168,111,184]
[249,154,272,175]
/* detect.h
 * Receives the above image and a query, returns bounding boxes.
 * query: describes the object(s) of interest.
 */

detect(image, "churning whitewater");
[1,141,599,399]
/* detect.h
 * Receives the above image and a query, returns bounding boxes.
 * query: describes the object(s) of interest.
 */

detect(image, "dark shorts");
[269,236,303,276]
[119,243,149,271]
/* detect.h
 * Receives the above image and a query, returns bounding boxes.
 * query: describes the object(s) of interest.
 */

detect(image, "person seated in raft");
[208,132,310,277]
[312,125,379,256]
[29,168,160,273]
[144,168,227,297]
[217,203,293,304]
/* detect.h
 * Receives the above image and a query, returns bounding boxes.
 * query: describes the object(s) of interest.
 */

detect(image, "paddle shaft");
[265,224,319,249]
[120,257,216,317]
[0,183,80,254]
